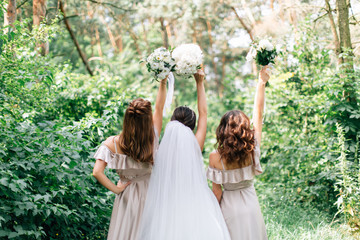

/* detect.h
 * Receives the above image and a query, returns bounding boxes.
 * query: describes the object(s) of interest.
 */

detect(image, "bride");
[138,69,230,240]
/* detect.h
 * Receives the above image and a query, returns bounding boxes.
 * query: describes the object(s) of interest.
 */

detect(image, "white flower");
[151,62,159,70]
[246,46,257,62]
[172,43,203,76]
[164,56,172,63]
[146,47,174,79]
[259,39,274,51]
[158,62,165,70]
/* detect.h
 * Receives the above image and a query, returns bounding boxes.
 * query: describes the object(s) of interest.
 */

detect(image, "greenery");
[1,0,360,239]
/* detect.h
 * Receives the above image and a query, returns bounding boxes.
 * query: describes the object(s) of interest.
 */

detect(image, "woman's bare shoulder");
[209,151,221,168]
[103,136,117,153]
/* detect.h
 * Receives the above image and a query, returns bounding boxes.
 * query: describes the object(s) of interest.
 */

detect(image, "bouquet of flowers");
[145,47,176,80]
[172,44,203,77]
[246,39,277,66]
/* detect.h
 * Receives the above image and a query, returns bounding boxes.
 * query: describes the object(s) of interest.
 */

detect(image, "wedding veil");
[138,121,230,240]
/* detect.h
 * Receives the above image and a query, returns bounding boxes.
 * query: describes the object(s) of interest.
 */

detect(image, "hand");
[160,75,168,84]
[259,65,271,84]
[194,69,205,84]
[115,180,131,194]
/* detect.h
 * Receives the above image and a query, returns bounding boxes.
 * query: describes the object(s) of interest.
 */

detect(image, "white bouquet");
[246,39,277,66]
[172,44,203,77]
[145,47,176,80]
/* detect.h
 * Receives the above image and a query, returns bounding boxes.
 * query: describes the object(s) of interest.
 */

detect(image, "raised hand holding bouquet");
[246,39,277,66]
[145,47,175,80]
[172,44,203,77]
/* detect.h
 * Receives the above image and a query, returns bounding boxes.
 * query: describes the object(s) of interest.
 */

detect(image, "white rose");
[151,62,159,69]
[158,62,165,70]
[258,39,268,50]
[259,39,274,51]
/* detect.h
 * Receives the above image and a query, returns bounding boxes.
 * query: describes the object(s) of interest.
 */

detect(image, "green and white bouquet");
[145,47,176,80]
[172,44,203,77]
[246,39,277,66]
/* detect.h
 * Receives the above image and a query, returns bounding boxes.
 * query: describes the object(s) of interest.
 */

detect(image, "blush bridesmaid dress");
[206,142,268,240]
[94,130,159,240]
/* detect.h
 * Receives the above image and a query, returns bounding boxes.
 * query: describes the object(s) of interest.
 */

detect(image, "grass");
[258,188,359,239]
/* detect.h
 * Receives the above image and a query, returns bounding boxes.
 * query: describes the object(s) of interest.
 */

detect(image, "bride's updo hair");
[171,106,196,130]
[119,98,154,163]
[216,110,256,167]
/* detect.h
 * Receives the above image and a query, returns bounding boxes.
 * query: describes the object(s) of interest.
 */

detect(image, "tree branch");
[17,0,31,9]
[86,0,133,11]
[231,6,254,41]
[59,0,94,76]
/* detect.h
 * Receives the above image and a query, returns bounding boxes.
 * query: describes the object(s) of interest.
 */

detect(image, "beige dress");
[94,131,159,240]
[206,143,267,240]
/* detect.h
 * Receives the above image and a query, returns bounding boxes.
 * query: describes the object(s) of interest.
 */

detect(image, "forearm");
[253,76,267,144]
[155,79,167,113]
[197,81,207,117]
[94,172,120,194]
[212,183,223,203]
[253,81,266,121]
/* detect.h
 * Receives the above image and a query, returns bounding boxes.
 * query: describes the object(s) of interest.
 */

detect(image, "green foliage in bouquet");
[255,48,277,66]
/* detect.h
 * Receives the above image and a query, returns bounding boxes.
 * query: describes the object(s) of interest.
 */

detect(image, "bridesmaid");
[92,78,167,240]
[207,66,270,240]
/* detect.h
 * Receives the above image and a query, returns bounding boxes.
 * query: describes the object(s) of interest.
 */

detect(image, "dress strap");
[220,158,226,170]
[113,136,118,154]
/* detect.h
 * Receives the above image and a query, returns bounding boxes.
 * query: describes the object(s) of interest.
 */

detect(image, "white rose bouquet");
[172,44,203,77]
[145,47,176,80]
[246,39,277,66]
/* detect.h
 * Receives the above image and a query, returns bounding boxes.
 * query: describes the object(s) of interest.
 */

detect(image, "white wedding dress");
[138,121,230,240]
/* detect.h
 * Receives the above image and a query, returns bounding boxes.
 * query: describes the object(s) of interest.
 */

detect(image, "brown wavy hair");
[216,110,256,168]
[119,98,154,163]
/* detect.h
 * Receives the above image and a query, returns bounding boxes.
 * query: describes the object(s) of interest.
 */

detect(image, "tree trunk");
[220,54,226,98]
[141,20,150,52]
[33,0,49,55]
[160,17,168,49]
[118,17,141,55]
[115,34,123,52]
[59,0,94,76]
[4,0,17,34]
[100,16,118,51]
[95,27,103,57]
[325,0,341,64]
[336,0,353,66]
[336,0,357,127]
[166,23,172,47]
[205,15,219,94]
[270,0,275,10]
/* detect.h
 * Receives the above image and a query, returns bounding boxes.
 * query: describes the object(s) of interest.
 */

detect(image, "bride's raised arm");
[194,69,207,151]
[253,66,270,146]
[153,77,167,135]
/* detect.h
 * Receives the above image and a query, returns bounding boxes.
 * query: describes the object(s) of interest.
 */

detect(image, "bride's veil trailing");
[138,121,230,240]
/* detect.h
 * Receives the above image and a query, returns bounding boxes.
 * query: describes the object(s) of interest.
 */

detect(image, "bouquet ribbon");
[163,72,175,116]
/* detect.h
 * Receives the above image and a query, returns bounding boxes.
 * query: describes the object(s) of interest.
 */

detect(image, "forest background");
[1,0,360,239]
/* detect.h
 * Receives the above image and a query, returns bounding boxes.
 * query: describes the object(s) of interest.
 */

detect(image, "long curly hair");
[119,98,154,163]
[216,110,256,168]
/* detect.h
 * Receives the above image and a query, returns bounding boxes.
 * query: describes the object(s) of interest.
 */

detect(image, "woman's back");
[207,142,267,240]
[94,132,159,240]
